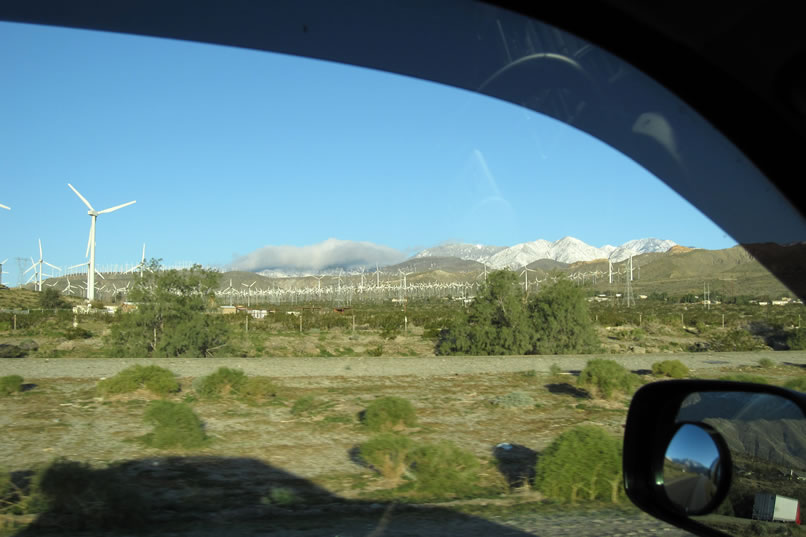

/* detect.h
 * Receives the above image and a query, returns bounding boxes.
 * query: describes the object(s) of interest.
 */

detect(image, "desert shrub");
[141,401,207,449]
[64,326,93,340]
[367,344,383,357]
[290,395,318,415]
[38,288,66,310]
[718,374,769,384]
[407,441,480,499]
[362,396,417,432]
[706,328,768,352]
[784,377,806,392]
[359,433,416,485]
[549,363,563,377]
[195,367,247,398]
[535,425,623,503]
[577,359,641,399]
[490,391,535,408]
[240,377,279,400]
[787,328,806,350]
[0,344,26,359]
[0,375,24,396]
[0,466,48,516]
[31,459,147,529]
[96,365,179,396]
[757,357,775,369]
[264,487,298,506]
[651,360,689,379]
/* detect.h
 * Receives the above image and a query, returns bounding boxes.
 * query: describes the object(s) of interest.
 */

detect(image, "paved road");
[1,351,804,379]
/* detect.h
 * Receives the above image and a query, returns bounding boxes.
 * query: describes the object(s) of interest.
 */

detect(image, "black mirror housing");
[624,380,806,537]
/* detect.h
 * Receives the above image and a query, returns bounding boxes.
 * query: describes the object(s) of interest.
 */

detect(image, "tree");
[436,270,532,355]
[527,276,600,354]
[108,260,229,357]
[436,270,600,355]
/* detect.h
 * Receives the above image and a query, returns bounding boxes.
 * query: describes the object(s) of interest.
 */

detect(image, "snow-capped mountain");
[412,243,507,263]
[414,237,677,269]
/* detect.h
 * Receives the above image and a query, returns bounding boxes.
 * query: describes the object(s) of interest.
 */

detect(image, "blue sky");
[1,21,734,285]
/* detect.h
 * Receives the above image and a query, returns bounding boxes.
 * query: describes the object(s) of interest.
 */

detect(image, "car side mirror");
[623,380,806,537]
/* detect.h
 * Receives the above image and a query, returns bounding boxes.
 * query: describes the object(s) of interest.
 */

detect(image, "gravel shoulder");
[2,351,805,379]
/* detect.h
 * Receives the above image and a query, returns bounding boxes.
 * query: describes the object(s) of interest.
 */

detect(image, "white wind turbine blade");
[95,270,105,279]
[98,200,136,214]
[68,183,95,211]
[38,239,43,261]
[45,261,61,272]
[0,203,9,210]
[0,259,7,265]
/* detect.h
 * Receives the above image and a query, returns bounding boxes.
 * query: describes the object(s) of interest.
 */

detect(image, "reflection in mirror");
[675,393,806,536]
[663,424,725,515]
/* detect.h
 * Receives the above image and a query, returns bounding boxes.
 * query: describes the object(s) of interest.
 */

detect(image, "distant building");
[219,305,237,315]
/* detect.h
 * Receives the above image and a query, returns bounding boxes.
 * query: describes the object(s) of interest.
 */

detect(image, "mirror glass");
[674,392,805,535]
[663,424,724,514]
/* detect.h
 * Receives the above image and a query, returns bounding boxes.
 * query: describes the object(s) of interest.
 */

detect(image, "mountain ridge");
[415,237,678,269]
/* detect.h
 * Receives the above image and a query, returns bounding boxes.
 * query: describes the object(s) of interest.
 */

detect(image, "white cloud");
[231,238,406,272]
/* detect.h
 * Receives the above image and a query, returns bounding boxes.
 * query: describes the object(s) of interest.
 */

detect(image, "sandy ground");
[2,350,805,379]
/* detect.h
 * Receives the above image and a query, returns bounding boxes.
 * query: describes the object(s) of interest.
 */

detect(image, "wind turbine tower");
[68,184,135,301]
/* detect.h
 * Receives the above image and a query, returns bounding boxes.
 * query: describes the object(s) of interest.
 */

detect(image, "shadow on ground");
[492,443,538,489]
[545,383,590,399]
[10,456,535,537]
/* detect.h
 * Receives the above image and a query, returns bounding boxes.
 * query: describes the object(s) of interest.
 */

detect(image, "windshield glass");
[1,9,805,537]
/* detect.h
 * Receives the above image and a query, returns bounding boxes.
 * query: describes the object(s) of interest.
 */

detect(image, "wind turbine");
[25,240,61,292]
[242,280,256,307]
[69,260,105,298]
[124,243,148,278]
[0,258,7,287]
[68,183,135,301]
[520,267,538,294]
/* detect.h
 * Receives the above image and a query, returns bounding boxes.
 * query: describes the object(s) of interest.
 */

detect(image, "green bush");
[407,441,480,499]
[784,377,806,392]
[64,326,93,340]
[141,401,208,449]
[0,375,24,396]
[757,357,775,369]
[290,395,318,416]
[359,433,415,485]
[706,328,768,352]
[577,359,641,399]
[490,391,535,408]
[38,288,66,310]
[787,328,806,350]
[718,374,769,384]
[96,365,179,396]
[240,377,279,400]
[0,466,48,516]
[195,367,247,398]
[535,425,623,503]
[362,396,418,432]
[651,360,689,379]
